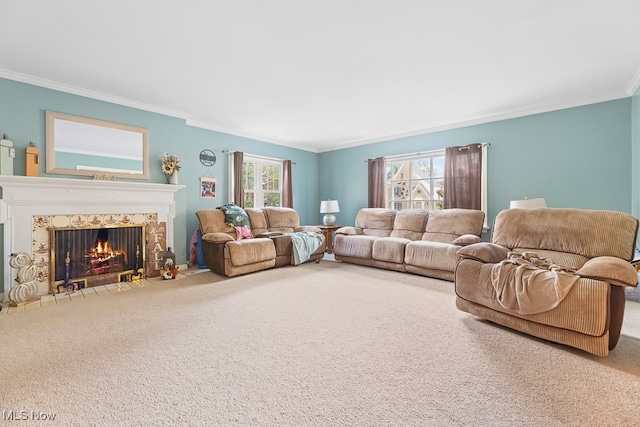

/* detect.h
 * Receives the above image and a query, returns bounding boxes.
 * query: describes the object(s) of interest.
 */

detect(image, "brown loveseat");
[333,208,486,281]
[195,207,325,277]
[455,208,639,356]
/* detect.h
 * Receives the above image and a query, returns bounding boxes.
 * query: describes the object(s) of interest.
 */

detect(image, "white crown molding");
[185,119,319,153]
[0,68,324,153]
[1,68,631,154]
[0,68,189,121]
[626,64,640,96]
[317,90,630,153]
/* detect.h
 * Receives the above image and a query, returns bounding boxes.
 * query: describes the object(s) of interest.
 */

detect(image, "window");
[386,150,445,210]
[384,145,487,224]
[242,156,282,208]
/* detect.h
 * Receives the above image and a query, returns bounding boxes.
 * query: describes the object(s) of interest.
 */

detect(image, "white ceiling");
[2,1,640,153]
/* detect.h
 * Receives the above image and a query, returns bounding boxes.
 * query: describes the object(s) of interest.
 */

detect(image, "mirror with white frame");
[45,111,149,179]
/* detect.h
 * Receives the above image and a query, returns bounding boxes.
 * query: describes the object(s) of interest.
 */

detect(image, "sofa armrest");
[576,256,638,287]
[452,234,482,246]
[201,232,234,243]
[335,226,363,235]
[294,225,321,233]
[457,243,510,263]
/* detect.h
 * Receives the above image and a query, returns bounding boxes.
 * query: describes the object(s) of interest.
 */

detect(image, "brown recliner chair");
[455,208,638,356]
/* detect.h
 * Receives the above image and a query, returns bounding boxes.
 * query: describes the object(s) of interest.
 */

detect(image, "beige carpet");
[2,260,640,426]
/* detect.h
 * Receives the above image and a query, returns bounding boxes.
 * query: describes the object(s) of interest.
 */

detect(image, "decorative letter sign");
[146,222,167,278]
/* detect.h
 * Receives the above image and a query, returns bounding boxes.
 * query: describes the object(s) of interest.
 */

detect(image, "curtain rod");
[364,142,490,162]
[458,142,491,150]
[222,150,295,165]
[364,149,440,163]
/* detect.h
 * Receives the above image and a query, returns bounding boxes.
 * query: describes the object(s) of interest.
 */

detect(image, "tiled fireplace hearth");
[0,176,182,301]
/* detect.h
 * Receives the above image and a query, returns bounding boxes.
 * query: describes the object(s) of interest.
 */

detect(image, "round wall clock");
[199,149,216,167]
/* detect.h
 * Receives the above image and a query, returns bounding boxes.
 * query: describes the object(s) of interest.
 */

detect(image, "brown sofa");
[333,208,486,280]
[455,208,639,356]
[195,207,325,277]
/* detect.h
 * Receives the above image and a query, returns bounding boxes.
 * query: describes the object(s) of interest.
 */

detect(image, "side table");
[316,225,341,254]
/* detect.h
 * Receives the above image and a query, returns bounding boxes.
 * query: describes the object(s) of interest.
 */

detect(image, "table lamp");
[320,199,340,226]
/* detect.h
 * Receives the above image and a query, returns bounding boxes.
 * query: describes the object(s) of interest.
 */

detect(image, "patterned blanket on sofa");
[217,204,252,240]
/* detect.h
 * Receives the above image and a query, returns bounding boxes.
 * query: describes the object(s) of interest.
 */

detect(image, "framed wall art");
[200,177,216,198]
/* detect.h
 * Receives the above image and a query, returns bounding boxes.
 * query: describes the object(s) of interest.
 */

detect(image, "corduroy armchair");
[455,208,638,356]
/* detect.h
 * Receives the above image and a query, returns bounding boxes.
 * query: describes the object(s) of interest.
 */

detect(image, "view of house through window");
[386,150,445,210]
[243,156,282,208]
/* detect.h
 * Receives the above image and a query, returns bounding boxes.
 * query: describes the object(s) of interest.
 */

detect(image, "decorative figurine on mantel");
[8,252,39,306]
[160,247,178,279]
[25,141,39,177]
[0,133,15,176]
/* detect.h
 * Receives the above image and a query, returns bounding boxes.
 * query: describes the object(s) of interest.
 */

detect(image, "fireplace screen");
[50,225,144,290]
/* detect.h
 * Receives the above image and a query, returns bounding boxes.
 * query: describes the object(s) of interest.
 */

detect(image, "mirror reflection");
[46,111,149,179]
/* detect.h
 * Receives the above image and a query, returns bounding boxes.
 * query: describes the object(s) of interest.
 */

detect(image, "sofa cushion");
[457,243,510,263]
[201,232,234,243]
[263,207,299,233]
[390,209,427,240]
[334,234,379,258]
[246,208,269,236]
[405,241,461,272]
[452,234,482,246]
[335,226,363,236]
[422,209,485,243]
[195,209,235,235]
[373,237,411,263]
[355,208,395,237]
[576,256,638,287]
[492,208,638,261]
[226,238,276,266]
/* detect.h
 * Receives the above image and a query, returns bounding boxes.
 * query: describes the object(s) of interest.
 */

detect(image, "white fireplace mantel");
[0,175,183,300]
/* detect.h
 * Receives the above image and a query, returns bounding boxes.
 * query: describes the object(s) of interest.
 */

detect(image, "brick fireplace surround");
[0,176,182,301]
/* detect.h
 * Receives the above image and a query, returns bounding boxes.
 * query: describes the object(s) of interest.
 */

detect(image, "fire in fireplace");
[50,225,145,291]
[85,229,127,275]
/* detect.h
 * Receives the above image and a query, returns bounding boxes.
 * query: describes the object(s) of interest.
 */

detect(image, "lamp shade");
[509,198,547,209]
[320,200,340,213]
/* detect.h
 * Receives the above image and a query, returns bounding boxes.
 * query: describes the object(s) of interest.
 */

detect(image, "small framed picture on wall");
[200,177,216,198]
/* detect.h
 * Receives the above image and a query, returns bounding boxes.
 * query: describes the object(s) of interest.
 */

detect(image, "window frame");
[242,155,283,208]
[384,145,488,228]
[385,150,445,211]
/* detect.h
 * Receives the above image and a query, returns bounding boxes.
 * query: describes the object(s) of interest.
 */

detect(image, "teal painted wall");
[632,88,640,227]
[319,99,633,231]
[0,77,319,265]
[1,76,635,269]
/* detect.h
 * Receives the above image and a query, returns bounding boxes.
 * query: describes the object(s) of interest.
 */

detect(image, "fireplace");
[50,225,145,291]
[0,175,182,301]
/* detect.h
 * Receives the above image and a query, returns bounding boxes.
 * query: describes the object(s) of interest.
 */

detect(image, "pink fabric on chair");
[235,226,252,240]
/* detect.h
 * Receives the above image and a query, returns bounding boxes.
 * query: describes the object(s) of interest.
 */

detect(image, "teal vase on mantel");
[166,173,179,185]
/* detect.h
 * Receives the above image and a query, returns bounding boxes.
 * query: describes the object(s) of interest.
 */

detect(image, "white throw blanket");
[490,252,579,315]
[285,231,324,265]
